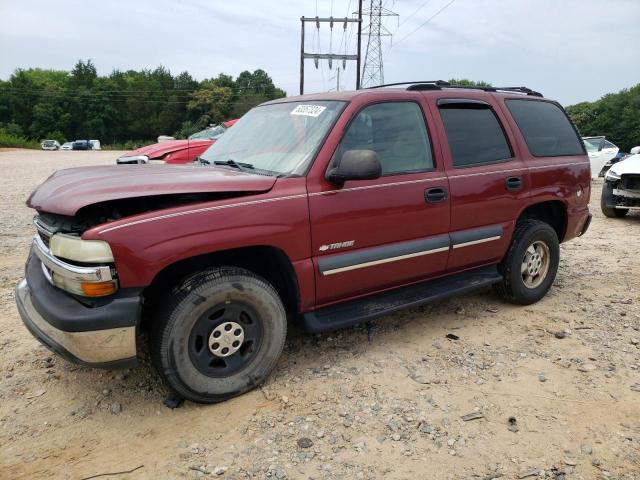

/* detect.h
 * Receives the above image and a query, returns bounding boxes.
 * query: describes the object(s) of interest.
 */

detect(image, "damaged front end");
[17,211,140,367]
[603,170,640,213]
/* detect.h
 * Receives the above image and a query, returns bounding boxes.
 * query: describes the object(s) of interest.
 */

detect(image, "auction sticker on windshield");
[291,105,327,117]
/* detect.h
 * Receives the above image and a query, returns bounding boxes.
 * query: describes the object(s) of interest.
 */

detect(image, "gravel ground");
[0,149,639,480]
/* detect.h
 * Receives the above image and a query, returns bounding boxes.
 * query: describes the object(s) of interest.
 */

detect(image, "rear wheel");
[494,220,559,305]
[151,267,287,403]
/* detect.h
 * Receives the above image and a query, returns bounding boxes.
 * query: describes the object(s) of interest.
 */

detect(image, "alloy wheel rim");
[521,240,551,289]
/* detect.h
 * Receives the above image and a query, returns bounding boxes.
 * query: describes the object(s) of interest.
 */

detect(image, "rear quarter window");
[505,99,584,157]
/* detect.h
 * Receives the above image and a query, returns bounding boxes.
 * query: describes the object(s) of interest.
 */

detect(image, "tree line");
[1,62,638,152]
[0,60,286,146]
[565,83,640,152]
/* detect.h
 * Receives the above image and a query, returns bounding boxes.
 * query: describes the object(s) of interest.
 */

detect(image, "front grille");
[621,174,640,191]
[33,216,54,248]
[38,231,50,248]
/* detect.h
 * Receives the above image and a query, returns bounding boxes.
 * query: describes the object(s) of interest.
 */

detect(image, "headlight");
[605,170,621,182]
[116,155,149,164]
[49,234,114,263]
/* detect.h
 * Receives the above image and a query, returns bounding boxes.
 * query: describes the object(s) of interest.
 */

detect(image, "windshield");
[189,125,227,140]
[583,137,603,152]
[200,100,346,175]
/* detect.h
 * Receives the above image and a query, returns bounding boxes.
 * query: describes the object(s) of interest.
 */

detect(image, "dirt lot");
[0,149,638,480]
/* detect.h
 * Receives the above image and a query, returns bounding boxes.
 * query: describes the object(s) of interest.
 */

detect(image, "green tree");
[566,84,640,152]
[187,86,234,125]
[447,79,492,87]
[0,61,287,145]
[69,59,97,89]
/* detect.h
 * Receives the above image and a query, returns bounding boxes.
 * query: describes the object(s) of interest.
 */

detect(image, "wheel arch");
[515,200,568,242]
[140,245,301,333]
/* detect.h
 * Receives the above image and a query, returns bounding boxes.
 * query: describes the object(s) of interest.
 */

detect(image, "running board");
[301,266,502,333]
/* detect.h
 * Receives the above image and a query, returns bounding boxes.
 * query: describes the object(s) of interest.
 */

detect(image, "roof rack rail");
[492,86,543,97]
[366,80,450,90]
[365,81,543,97]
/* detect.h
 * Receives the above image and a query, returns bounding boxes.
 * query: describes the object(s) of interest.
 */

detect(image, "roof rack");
[366,80,543,97]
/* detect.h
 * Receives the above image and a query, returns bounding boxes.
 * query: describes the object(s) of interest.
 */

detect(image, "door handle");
[425,187,447,203]
[505,176,523,191]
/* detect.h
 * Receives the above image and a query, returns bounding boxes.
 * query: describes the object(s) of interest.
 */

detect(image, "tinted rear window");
[506,100,584,157]
[439,105,512,167]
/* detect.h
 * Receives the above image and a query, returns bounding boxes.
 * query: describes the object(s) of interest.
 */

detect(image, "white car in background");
[601,146,640,218]
[40,140,60,150]
[89,139,101,150]
[583,136,619,179]
[60,142,73,150]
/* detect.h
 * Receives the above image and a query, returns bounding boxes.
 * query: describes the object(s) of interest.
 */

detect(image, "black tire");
[494,220,559,305]
[150,266,287,403]
[601,182,628,218]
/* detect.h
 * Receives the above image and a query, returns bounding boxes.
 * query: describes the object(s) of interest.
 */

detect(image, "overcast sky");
[0,0,638,105]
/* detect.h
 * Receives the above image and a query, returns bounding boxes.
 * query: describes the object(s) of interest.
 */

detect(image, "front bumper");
[16,254,140,368]
[603,179,640,211]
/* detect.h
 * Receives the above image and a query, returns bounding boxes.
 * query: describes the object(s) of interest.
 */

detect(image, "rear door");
[425,94,530,272]
[307,98,451,306]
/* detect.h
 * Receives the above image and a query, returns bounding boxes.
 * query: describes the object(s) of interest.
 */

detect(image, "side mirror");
[630,146,640,155]
[326,149,382,185]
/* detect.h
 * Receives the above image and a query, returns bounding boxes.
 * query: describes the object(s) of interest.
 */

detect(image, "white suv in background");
[601,146,640,218]
[583,136,619,179]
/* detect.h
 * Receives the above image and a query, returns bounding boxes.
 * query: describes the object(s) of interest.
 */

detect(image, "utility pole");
[361,0,397,88]
[356,0,363,90]
[299,12,362,94]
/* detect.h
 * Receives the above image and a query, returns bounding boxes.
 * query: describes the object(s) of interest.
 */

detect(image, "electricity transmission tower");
[361,0,398,88]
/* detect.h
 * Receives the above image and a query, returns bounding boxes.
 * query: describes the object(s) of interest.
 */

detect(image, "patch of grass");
[0,130,40,149]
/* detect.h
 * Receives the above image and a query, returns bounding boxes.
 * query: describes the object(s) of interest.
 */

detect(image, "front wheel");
[151,267,287,403]
[494,220,560,305]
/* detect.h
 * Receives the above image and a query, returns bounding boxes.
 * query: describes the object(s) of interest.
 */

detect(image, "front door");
[308,100,451,306]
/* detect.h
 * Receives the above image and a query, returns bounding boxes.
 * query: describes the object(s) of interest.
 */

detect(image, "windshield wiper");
[213,159,255,171]
[195,156,210,165]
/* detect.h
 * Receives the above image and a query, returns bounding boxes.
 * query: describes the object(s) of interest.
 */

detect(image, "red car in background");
[116,119,238,165]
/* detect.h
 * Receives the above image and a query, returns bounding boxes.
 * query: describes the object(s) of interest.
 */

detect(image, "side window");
[438,103,512,167]
[339,102,433,175]
[505,99,584,157]
[603,140,616,149]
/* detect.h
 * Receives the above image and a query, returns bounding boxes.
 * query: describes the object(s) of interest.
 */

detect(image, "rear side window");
[438,104,512,167]
[339,102,434,175]
[505,100,584,157]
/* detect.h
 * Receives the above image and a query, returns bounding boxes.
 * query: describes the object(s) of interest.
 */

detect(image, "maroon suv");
[16,81,591,403]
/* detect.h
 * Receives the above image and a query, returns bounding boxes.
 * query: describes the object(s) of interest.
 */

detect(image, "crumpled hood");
[27,164,277,216]
[610,154,640,176]
[122,139,213,159]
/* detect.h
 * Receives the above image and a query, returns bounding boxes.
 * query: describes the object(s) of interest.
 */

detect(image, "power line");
[0,85,278,97]
[0,90,276,106]
[397,0,432,28]
[391,0,457,48]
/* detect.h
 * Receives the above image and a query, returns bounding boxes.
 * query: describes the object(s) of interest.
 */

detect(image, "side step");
[301,266,502,333]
